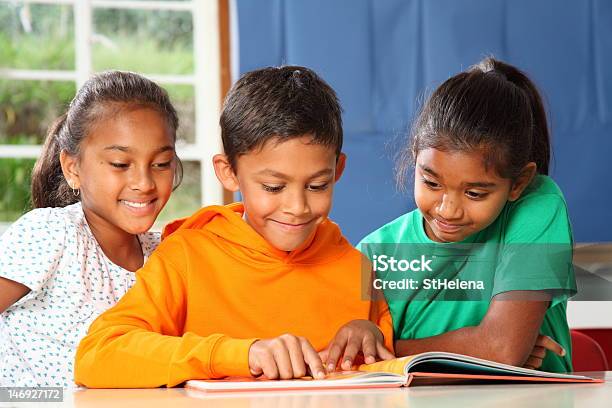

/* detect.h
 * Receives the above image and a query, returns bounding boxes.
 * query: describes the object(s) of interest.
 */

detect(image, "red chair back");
[570,329,609,371]
[575,328,612,369]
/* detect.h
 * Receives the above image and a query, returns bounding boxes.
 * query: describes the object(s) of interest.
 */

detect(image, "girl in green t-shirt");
[358,57,576,373]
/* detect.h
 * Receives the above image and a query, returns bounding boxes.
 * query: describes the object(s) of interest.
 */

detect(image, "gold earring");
[70,181,80,197]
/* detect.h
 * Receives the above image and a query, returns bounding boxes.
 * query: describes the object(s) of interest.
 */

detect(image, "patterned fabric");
[0,203,159,387]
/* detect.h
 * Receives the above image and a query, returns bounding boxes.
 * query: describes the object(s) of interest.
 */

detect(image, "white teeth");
[122,200,150,208]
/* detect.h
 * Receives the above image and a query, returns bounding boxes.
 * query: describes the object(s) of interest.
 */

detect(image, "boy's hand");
[523,334,566,370]
[322,319,395,372]
[248,334,326,380]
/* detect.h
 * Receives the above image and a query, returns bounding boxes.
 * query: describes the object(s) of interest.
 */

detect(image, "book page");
[358,355,416,375]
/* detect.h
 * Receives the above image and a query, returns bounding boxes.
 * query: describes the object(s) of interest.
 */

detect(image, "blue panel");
[284,0,375,133]
[236,0,612,243]
[235,0,285,72]
[505,0,591,130]
[329,133,414,243]
[422,0,507,84]
[594,0,612,124]
[371,0,421,132]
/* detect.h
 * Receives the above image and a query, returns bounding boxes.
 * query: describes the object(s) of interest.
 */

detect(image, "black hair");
[220,65,343,169]
[31,71,182,208]
[397,57,550,187]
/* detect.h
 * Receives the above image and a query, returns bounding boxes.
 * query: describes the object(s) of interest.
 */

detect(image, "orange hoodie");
[75,203,393,388]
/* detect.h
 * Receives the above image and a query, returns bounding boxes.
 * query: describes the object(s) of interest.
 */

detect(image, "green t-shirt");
[358,175,576,373]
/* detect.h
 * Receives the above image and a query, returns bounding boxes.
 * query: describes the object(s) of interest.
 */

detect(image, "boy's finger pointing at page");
[299,337,325,379]
[325,330,348,372]
[340,335,362,370]
[376,341,395,361]
[362,333,378,364]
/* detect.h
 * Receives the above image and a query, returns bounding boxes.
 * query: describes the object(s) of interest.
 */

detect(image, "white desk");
[8,372,610,408]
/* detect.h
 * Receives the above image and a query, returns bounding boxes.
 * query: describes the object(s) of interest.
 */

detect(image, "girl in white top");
[0,71,182,388]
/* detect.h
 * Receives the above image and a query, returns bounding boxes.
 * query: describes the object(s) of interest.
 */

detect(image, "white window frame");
[0,0,224,230]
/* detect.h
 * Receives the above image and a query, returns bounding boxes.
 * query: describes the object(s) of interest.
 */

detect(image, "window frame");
[0,0,226,230]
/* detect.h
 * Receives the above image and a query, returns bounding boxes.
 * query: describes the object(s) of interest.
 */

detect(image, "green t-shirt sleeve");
[492,192,577,306]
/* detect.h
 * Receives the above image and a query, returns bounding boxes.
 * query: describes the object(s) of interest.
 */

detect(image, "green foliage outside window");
[1,4,201,224]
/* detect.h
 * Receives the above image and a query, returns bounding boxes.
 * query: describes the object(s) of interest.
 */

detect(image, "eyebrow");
[419,164,440,178]
[255,168,333,180]
[464,181,497,188]
[103,145,175,153]
[418,164,497,188]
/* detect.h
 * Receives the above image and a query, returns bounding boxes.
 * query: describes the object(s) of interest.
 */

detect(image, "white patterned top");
[0,203,159,388]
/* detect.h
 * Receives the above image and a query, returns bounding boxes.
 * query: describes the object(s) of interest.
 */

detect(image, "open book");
[186,351,603,392]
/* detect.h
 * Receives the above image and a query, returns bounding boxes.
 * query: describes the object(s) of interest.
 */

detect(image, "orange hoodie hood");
[162,202,352,265]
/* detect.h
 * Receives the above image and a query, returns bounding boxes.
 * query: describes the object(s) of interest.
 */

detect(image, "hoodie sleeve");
[370,293,395,354]
[74,236,258,388]
[360,254,394,354]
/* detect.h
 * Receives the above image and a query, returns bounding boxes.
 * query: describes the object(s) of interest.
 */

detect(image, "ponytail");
[30,114,78,208]
[479,58,550,175]
[522,80,550,175]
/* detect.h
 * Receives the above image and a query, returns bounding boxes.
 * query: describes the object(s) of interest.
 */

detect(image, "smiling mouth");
[118,199,159,215]
[271,219,314,230]
[433,218,464,233]
[120,199,156,208]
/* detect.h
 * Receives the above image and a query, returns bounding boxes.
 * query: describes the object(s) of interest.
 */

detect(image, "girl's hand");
[248,334,325,380]
[321,319,395,372]
[523,334,566,370]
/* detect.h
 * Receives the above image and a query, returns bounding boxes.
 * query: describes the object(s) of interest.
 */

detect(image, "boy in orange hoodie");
[74,66,394,388]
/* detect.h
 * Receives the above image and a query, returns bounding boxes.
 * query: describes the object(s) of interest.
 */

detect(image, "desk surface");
[11,372,612,408]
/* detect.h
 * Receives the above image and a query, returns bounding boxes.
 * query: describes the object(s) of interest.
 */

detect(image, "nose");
[281,188,311,218]
[436,193,463,220]
[130,166,156,193]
